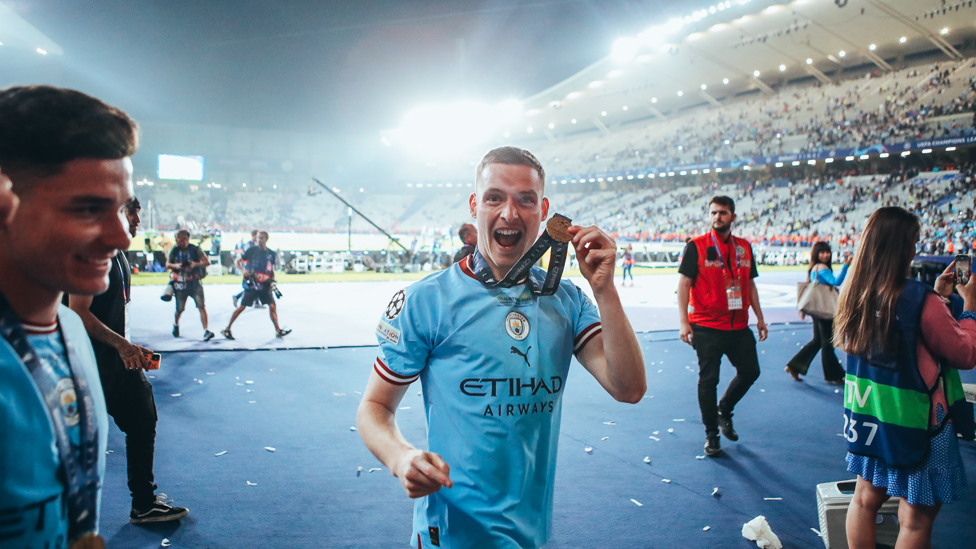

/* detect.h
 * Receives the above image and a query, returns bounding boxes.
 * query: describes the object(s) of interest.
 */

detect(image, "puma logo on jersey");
[510,346,531,368]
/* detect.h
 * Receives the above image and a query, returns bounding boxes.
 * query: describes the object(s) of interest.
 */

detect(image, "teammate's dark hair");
[176,229,190,239]
[127,197,141,212]
[259,231,269,239]
[458,224,473,241]
[475,146,545,190]
[0,86,138,193]
[708,195,735,214]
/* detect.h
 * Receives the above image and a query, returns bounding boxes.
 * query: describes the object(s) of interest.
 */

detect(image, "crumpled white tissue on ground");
[741,515,782,549]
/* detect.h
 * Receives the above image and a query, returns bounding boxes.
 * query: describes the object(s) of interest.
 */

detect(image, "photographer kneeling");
[221,231,290,340]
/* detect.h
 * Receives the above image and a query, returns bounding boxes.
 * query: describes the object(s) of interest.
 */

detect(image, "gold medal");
[546,215,573,243]
[69,532,106,549]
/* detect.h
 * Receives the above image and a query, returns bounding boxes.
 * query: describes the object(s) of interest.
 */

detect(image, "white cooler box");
[816,479,900,549]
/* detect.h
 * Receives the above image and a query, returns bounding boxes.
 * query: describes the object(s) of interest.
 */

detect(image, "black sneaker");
[203,330,215,342]
[221,328,235,340]
[718,411,738,441]
[276,328,292,338]
[172,325,180,338]
[130,500,189,524]
[704,435,722,457]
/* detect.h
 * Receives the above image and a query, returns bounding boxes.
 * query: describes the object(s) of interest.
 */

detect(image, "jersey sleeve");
[749,244,759,279]
[573,285,603,355]
[373,287,432,386]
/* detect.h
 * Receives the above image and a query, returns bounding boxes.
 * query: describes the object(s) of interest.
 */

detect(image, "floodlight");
[838,50,845,57]
[677,91,683,96]
[571,119,577,124]
[589,80,604,88]
[723,78,729,84]
[845,156,854,161]
[36,48,47,55]
[526,127,533,133]
[701,84,707,90]
[792,161,800,166]
[601,111,607,116]
[779,64,786,71]
[651,97,658,103]
[806,58,813,64]
[623,106,629,110]
[775,162,784,167]
[807,160,816,165]
[899,36,907,43]
[548,123,554,129]
[607,69,625,78]
[869,44,876,50]
[941,28,949,35]
[859,155,869,160]
[947,146,957,151]
[753,70,760,76]
[879,153,889,158]
[922,149,932,154]
[612,37,639,62]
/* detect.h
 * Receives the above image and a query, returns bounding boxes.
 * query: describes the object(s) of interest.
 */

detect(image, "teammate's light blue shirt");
[0,307,108,549]
[374,255,602,549]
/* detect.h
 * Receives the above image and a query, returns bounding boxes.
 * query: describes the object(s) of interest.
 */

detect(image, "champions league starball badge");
[471,213,573,297]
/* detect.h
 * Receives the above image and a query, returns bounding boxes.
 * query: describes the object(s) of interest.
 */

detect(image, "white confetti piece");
[399,406,411,410]
[584,447,593,453]
[657,369,663,373]
[834,389,840,393]
[601,436,609,441]
[246,481,257,486]
[649,436,660,441]
[417,391,422,396]
[761,350,765,354]
[161,539,171,547]
[667,428,674,433]
[245,380,254,384]
[652,431,659,435]
[760,389,765,392]
[712,487,720,497]
[763,497,782,501]
[148,375,156,378]
[810,528,822,537]
[236,383,243,386]
[236,377,240,380]
[248,401,256,404]
[349,426,357,431]
[197,380,203,384]
[206,372,215,375]
[630,499,643,507]
[602,421,616,425]
[246,389,252,393]
[662,479,671,483]
[696,455,705,460]
[643,456,651,463]
[269,368,274,371]
[791,332,795,335]
[368,468,382,473]
[105,450,114,454]
[171,393,181,397]
[333,392,346,396]
[673,419,685,422]
[703,526,711,531]
[215,451,227,456]
[265,447,276,452]
[354,391,362,394]
[357,466,362,477]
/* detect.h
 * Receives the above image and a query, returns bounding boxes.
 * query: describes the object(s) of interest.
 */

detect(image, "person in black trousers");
[68,198,189,523]
[786,241,850,384]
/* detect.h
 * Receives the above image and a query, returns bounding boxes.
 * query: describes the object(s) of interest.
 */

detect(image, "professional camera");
[272,282,283,299]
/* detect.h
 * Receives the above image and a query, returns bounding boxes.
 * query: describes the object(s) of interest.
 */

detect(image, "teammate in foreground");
[222,231,290,339]
[357,146,646,549]
[0,85,135,549]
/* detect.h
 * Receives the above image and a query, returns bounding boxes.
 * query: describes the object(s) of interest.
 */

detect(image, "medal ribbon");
[0,292,101,540]
[710,231,740,287]
[470,213,571,297]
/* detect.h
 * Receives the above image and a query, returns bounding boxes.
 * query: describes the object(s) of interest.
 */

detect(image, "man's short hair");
[176,229,190,239]
[0,85,138,192]
[475,146,545,190]
[251,230,258,237]
[708,195,735,214]
[458,223,474,241]
[126,197,141,213]
[259,231,269,239]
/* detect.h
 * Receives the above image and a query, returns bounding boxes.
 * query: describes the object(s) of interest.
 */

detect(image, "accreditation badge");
[726,285,743,310]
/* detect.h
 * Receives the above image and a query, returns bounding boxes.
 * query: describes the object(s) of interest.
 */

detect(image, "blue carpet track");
[99,326,976,548]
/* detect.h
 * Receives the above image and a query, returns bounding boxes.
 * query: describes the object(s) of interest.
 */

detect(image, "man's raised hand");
[569,225,617,294]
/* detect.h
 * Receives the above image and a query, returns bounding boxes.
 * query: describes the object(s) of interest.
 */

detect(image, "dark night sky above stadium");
[13,0,683,137]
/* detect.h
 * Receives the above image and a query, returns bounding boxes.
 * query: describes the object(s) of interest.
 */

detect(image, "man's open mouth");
[493,229,523,248]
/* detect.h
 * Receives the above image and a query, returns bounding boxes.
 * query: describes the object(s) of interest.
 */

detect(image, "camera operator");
[221,231,291,339]
[166,229,214,341]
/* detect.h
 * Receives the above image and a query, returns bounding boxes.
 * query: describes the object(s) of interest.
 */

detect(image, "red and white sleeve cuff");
[374,357,420,386]
[574,322,603,354]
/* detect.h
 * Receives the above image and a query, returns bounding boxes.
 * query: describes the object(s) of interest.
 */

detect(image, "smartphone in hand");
[955,254,971,285]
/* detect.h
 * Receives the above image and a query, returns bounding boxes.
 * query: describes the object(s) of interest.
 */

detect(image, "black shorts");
[175,285,205,312]
[241,289,274,306]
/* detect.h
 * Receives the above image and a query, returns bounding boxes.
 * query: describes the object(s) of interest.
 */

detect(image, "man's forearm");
[357,401,416,471]
[592,286,646,402]
[677,277,692,324]
[749,280,764,319]
[74,308,128,351]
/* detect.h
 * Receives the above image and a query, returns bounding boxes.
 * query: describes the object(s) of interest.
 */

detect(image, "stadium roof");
[0,2,62,57]
[519,0,973,135]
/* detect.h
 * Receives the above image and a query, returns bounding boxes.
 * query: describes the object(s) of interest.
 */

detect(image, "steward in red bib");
[688,230,755,331]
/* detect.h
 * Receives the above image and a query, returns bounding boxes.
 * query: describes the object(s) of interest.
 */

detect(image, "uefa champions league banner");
[553,135,976,183]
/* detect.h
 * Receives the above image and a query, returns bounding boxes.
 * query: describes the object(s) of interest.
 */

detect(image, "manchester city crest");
[505,311,529,341]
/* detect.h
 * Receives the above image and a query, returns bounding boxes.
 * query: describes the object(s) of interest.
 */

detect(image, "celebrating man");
[0,85,135,549]
[677,196,767,457]
[68,197,189,524]
[357,146,646,548]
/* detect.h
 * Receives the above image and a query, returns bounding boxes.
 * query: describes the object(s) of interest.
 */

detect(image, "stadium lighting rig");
[381,99,522,153]
[611,0,744,62]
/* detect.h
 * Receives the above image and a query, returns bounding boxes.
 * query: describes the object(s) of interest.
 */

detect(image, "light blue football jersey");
[374,254,602,549]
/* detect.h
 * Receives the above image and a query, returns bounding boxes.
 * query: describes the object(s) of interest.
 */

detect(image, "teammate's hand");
[118,342,150,370]
[0,169,19,229]
[935,261,956,298]
[394,449,453,499]
[679,321,694,346]
[756,318,768,342]
[569,225,617,294]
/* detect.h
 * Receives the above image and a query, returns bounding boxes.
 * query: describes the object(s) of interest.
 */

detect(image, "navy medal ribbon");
[0,292,102,545]
[470,213,573,297]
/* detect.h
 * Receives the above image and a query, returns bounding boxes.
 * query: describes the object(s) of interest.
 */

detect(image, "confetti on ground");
[269,368,274,371]
[791,332,795,335]
[761,350,765,354]
[417,391,422,396]
[662,479,671,483]
[602,421,616,425]
[763,497,783,501]
[147,375,155,378]
[105,450,114,454]
[206,372,215,375]
[368,468,382,473]
[643,456,651,463]
[236,377,240,380]
[354,391,362,395]
[197,380,203,384]
[236,383,243,386]
[246,389,252,393]
[249,401,256,404]
[630,499,643,507]
[834,389,840,393]
[246,481,257,486]
[696,455,705,460]
[171,393,181,397]
[712,487,720,497]
[667,428,674,433]
[161,539,171,547]
[601,436,609,441]
[399,406,411,410]
[215,451,227,456]
[673,419,685,422]
[349,426,357,431]
[245,380,254,384]
[703,526,711,531]
[658,369,663,373]
[265,447,275,452]
[652,431,659,435]
[584,447,593,453]
[333,392,346,396]
[649,436,660,441]
[760,389,765,392]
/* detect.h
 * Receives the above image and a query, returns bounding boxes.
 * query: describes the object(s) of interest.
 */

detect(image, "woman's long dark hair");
[808,241,832,280]
[834,207,920,356]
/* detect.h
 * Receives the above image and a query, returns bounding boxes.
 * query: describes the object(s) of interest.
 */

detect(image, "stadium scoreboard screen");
[158,154,205,181]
